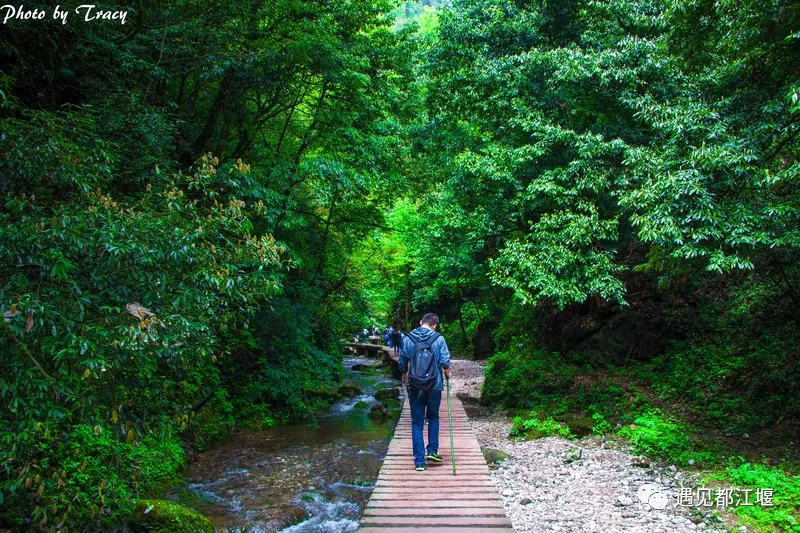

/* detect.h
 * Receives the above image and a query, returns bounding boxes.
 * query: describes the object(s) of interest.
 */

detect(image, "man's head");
[420,313,439,330]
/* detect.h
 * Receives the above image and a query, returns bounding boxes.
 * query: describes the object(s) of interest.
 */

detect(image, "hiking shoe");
[415,465,425,471]
[426,452,443,462]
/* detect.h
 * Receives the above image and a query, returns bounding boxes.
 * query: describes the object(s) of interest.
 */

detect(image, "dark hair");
[421,313,439,327]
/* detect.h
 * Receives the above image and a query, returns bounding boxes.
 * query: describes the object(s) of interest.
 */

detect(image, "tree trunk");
[455,279,468,342]
[186,66,235,165]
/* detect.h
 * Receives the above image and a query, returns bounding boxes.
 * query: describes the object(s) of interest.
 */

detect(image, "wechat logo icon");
[637,483,669,510]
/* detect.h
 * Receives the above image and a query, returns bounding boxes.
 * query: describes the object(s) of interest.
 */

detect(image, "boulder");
[303,386,341,402]
[481,447,509,467]
[563,446,582,463]
[337,384,362,398]
[129,500,214,533]
[368,403,388,417]
[382,398,401,410]
[374,387,400,402]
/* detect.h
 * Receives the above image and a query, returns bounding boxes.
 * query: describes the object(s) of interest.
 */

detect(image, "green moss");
[382,398,401,410]
[374,388,400,402]
[337,384,362,398]
[481,448,509,465]
[303,386,342,402]
[354,400,370,408]
[129,500,214,532]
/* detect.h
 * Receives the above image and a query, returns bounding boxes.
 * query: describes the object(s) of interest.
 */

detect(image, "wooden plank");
[376,479,488,484]
[367,500,505,509]
[358,526,514,533]
[368,494,504,502]
[358,396,511,532]
[361,516,513,527]
[364,508,508,517]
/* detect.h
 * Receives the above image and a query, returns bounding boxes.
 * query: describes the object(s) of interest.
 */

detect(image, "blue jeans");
[408,387,441,466]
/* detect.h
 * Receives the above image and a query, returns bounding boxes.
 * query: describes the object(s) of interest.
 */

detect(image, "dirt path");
[448,359,729,533]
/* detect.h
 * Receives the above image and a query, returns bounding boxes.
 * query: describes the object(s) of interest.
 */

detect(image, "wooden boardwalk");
[359,391,513,532]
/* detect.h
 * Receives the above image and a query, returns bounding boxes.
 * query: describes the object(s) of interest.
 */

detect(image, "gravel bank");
[448,358,728,533]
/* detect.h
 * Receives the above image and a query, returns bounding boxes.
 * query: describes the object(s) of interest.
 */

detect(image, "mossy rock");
[354,400,370,408]
[129,500,214,532]
[374,387,400,402]
[337,384,362,398]
[561,413,594,437]
[481,447,509,466]
[303,386,341,402]
[382,398,401,410]
[368,403,388,417]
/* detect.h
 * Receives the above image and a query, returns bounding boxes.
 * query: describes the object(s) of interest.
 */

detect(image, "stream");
[168,356,400,532]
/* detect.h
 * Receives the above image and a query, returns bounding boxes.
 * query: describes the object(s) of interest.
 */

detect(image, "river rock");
[374,387,400,402]
[351,364,368,371]
[382,398,401,410]
[368,403,388,417]
[302,386,340,402]
[337,384,362,398]
[617,496,634,506]
[481,447,509,466]
[129,500,214,532]
[563,446,582,463]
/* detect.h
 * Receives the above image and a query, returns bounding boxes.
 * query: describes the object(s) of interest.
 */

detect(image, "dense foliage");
[1,0,420,527]
[2,0,799,530]
[361,0,799,530]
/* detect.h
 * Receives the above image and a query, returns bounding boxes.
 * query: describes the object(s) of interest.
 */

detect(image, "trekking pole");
[446,377,456,476]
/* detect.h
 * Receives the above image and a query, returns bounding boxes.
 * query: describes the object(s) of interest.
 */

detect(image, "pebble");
[617,496,634,506]
[447,359,732,533]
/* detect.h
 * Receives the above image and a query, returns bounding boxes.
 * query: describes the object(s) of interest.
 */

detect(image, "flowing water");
[170,356,401,532]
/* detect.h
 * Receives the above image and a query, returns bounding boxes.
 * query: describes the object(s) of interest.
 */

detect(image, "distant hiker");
[399,313,451,471]
[390,327,402,355]
[384,325,394,347]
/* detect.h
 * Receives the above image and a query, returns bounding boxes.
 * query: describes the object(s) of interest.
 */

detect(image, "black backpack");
[406,331,441,391]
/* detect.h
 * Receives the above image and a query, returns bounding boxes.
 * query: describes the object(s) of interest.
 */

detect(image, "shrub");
[650,331,800,430]
[483,346,574,407]
[0,424,185,528]
[618,409,697,465]
[715,460,800,533]
[591,412,613,435]
[510,412,574,440]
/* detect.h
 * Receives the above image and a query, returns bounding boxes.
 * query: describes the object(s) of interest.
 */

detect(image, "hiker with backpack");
[383,325,394,347]
[398,313,451,471]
